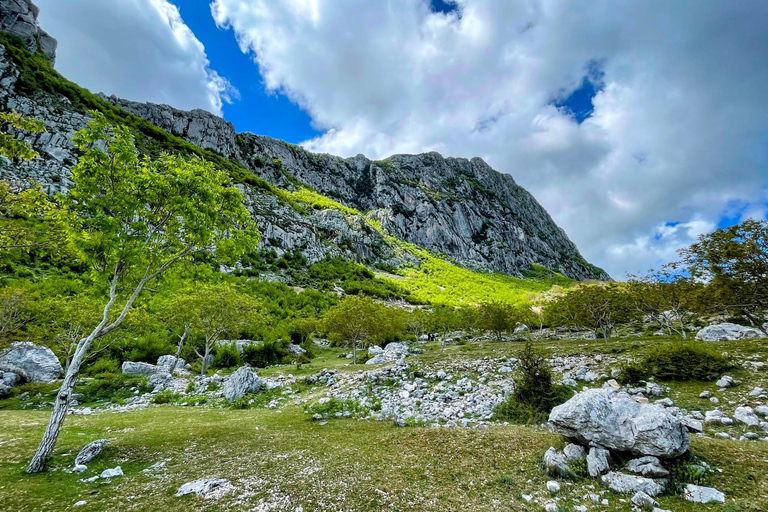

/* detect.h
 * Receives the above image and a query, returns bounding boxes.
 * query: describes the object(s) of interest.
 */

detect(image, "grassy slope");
[3,336,768,511]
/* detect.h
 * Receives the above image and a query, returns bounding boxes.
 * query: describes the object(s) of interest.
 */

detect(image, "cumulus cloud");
[211,0,768,278]
[36,0,237,115]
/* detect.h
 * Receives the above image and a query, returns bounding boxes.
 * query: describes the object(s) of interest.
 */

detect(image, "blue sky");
[35,0,768,278]
[167,0,319,143]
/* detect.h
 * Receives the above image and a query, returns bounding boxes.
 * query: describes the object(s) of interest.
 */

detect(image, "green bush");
[643,343,731,381]
[212,343,242,369]
[84,357,120,377]
[493,340,572,424]
[567,458,588,477]
[77,374,149,403]
[241,340,287,368]
[616,362,649,385]
[150,390,181,404]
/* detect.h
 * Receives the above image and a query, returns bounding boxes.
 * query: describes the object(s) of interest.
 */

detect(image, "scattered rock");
[546,480,560,493]
[543,447,575,478]
[699,390,712,399]
[549,388,689,458]
[0,342,63,382]
[734,406,760,427]
[121,361,164,377]
[715,375,738,388]
[696,323,765,341]
[287,343,306,356]
[72,464,86,473]
[586,446,611,477]
[749,386,765,396]
[74,501,86,507]
[100,466,123,479]
[157,355,185,370]
[626,456,669,478]
[222,366,262,402]
[601,471,663,496]
[683,484,725,504]
[563,443,587,461]
[175,478,231,497]
[631,491,659,508]
[75,439,108,466]
[366,342,410,365]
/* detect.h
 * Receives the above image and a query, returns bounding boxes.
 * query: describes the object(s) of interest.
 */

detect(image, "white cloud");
[211,0,768,278]
[36,0,236,115]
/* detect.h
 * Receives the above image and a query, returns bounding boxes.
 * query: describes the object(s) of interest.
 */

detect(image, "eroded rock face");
[0,341,62,382]
[601,471,663,496]
[122,361,164,377]
[75,439,108,466]
[695,323,766,341]
[223,366,262,402]
[0,0,56,64]
[548,388,690,458]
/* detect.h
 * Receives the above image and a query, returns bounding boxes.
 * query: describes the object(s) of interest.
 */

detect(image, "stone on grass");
[366,342,410,365]
[157,355,185,370]
[631,491,659,508]
[175,478,230,497]
[755,405,768,418]
[100,466,123,479]
[75,439,108,466]
[74,501,87,507]
[748,387,765,396]
[684,484,725,503]
[548,388,689,458]
[601,471,663,496]
[546,480,560,493]
[223,366,262,402]
[543,447,575,478]
[695,323,765,341]
[0,342,62,382]
[626,456,669,478]
[586,446,611,477]
[72,464,87,473]
[563,443,587,461]
[734,406,760,427]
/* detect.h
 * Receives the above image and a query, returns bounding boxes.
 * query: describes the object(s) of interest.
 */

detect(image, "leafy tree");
[321,296,383,364]
[0,288,29,342]
[26,113,257,473]
[405,308,430,339]
[290,318,318,345]
[679,219,768,332]
[428,305,460,347]
[164,283,260,375]
[627,269,703,338]
[478,301,517,341]
[546,283,634,340]
[0,110,44,161]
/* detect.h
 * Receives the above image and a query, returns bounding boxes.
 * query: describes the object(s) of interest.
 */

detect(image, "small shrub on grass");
[242,340,288,368]
[306,397,367,419]
[84,357,120,377]
[495,475,514,487]
[78,375,148,403]
[493,340,573,424]
[616,362,649,385]
[185,381,196,394]
[643,343,731,381]
[567,458,588,477]
[212,343,241,369]
[295,353,311,365]
[150,390,182,404]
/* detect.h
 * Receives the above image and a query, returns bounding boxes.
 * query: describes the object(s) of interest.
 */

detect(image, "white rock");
[100,466,123,479]
[734,406,760,427]
[74,501,87,507]
[0,342,63,382]
[75,439,108,466]
[223,366,262,402]
[175,478,231,497]
[631,491,659,508]
[696,323,765,341]
[587,446,611,477]
[72,464,87,473]
[546,480,560,493]
[684,484,725,503]
[563,443,587,461]
[601,471,663,496]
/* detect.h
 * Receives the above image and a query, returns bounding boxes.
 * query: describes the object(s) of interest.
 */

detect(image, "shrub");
[567,458,588,477]
[84,357,120,377]
[150,390,181,404]
[616,362,649,385]
[212,343,242,369]
[493,340,572,424]
[78,374,148,402]
[242,340,288,368]
[643,343,731,381]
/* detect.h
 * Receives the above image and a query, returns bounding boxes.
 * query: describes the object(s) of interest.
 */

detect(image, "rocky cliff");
[0,0,55,64]
[0,0,608,281]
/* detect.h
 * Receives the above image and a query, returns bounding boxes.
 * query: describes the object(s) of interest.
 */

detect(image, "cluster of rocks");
[0,342,63,396]
[696,323,767,341]
[365,342,412,365]
[543,387,725,509]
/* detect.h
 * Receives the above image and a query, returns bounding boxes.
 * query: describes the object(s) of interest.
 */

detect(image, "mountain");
[0,0,609,283]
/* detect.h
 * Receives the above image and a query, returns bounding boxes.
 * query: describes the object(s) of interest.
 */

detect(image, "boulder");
[695,323,765,341]
[601,471,663,496]
[586,446,611,477]
[548,388,689,458]
[563,443,587,461]
[157,355,185,370]
[684,484,725,504]
[100,466,123,479]
[631,491,659,508]
[287,343,306,356]
[626,456,669,477]
[734,406,760,427]
[121,361,164,377]
[75,439,108,466]
[543,447,575,478]
[0,342,62,382]
[222,366,262,402]
[368,345,384,356]
[365,342,410,365]
[176,478,230,497]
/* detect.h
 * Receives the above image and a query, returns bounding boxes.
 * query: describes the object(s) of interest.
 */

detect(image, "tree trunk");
[352,339,357,365]
[27,333,94,473]
[172,327,188,375]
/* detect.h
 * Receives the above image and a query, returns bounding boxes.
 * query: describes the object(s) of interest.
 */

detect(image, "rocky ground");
[2,331,768,511]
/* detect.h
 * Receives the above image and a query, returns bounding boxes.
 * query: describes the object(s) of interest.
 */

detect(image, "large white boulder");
[695,323,765,341]
[365,342,410,365]
[157,355,185,370]
[176,478,230,497]
[223,366,262,402]
[0,342,62,382]
[549,388,690,458]
[121,361,164,377]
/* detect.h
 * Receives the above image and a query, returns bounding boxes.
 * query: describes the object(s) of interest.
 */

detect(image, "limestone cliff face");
[0,0,608,281]
[0,0,56,64]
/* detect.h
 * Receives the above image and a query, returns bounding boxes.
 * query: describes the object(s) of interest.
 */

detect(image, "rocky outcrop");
[695,323,766,341]
[548,388,690,458]
[0,0,56,64]
[75,439,108,466]
[121,361,164,377]
[0,341,62,382]
[222,366,262,402]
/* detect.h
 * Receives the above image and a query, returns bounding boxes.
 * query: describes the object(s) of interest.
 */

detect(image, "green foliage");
[493,340,572,424]
[477,301,518,341]
[150,390,182,405]
[616,362,649,385]
[212,343,242,369]
[643,342,731,381]
[241,340,288,368]
[545,283,635,339]
[84,357,119,377]
[77,374,150,403]
[0,110,44,161]
[306,397,367,419]
[567,458,588,477]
